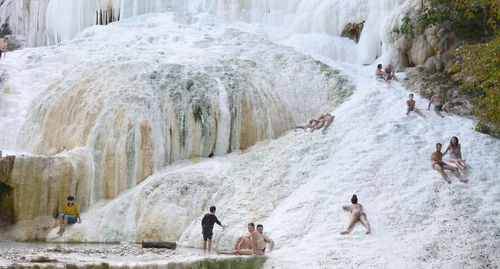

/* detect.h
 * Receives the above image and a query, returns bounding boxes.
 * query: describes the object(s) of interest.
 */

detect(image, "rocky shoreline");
[0,242,266,269]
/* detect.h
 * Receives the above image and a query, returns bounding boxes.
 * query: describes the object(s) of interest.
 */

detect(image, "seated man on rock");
[428,92,451,118]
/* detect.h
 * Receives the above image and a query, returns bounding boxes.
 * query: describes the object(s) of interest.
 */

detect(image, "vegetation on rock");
[394,0,499,133]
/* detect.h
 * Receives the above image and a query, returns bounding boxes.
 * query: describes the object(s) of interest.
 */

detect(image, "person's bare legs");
[311,121,325,132]
[415,108,425,118]
[294,124,308,132]
[450,159,466,170]
[234,237,244,250]
[235,249,265,255]
[341,212,360,234]
[433,164,451,184]
[321,116,334,134]
[207,239,212,252]
[53,215,61,228]
[359,214,371,234]
[203,240,207,252]
[443,103,451,116]
[58,217,68,236]
[434,107,445,118]
[458,159,467,170]
[443,165,468,183]
[406,107,410,116]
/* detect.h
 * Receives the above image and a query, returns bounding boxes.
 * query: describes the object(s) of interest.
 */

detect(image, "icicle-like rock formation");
[0,0,414,65]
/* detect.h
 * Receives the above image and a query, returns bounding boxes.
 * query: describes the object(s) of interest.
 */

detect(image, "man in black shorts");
[201,205,224,253]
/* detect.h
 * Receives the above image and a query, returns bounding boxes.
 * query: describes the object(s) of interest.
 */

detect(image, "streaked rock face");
[0,13,353,240]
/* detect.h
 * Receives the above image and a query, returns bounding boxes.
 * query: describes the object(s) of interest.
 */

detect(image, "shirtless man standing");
[217,223,266,256]
[234,224,274,253]
[294,114,325,132]
[428,92,451,117]
[431,143,468,183]
[406,93,425,118]
[312,113,335,134]
[340,195,370,235]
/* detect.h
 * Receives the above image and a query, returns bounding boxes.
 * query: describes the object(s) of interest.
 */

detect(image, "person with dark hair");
[406,93,425,118]
[442,136,466,170]
[340,195,370,235]
[431,143,468,183]
[234,224,274,253]
[54,195,81,236]
[216,223,266,256]
[428,92,451,118]
[201,206,224,253]
[311,113,335,134]
[375,64,389,84]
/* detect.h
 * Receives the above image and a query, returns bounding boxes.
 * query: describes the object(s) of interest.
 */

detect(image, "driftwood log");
[141,240,177,249]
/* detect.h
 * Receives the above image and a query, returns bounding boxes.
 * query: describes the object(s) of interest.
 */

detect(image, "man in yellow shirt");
[54,196,81,236]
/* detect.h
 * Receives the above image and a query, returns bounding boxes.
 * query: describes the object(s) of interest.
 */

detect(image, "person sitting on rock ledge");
[428,92,451,118]
[406,93,425,118]
[385,64,398,81]
[375,64,390,84]
[442,136,467,171]
[53,195,81,236]
[216,223,266,256]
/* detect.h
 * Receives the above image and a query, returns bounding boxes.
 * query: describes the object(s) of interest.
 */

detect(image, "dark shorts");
[202,226,213,241]
[435,105,443,111]
[60,214,78,224]
[309,120,318,125]
[409,107,414,111]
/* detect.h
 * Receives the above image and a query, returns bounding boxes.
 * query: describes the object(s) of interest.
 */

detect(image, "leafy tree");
[450,35,499,133]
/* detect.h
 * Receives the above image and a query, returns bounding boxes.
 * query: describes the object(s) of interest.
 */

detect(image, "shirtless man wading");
[431,143,468,184]
[216,223,266,256]
[428,92,451,117]
[340,195,370,235]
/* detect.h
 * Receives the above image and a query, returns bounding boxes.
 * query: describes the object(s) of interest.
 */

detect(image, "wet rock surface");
[0,242,266,268]
[402,67,476,119]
